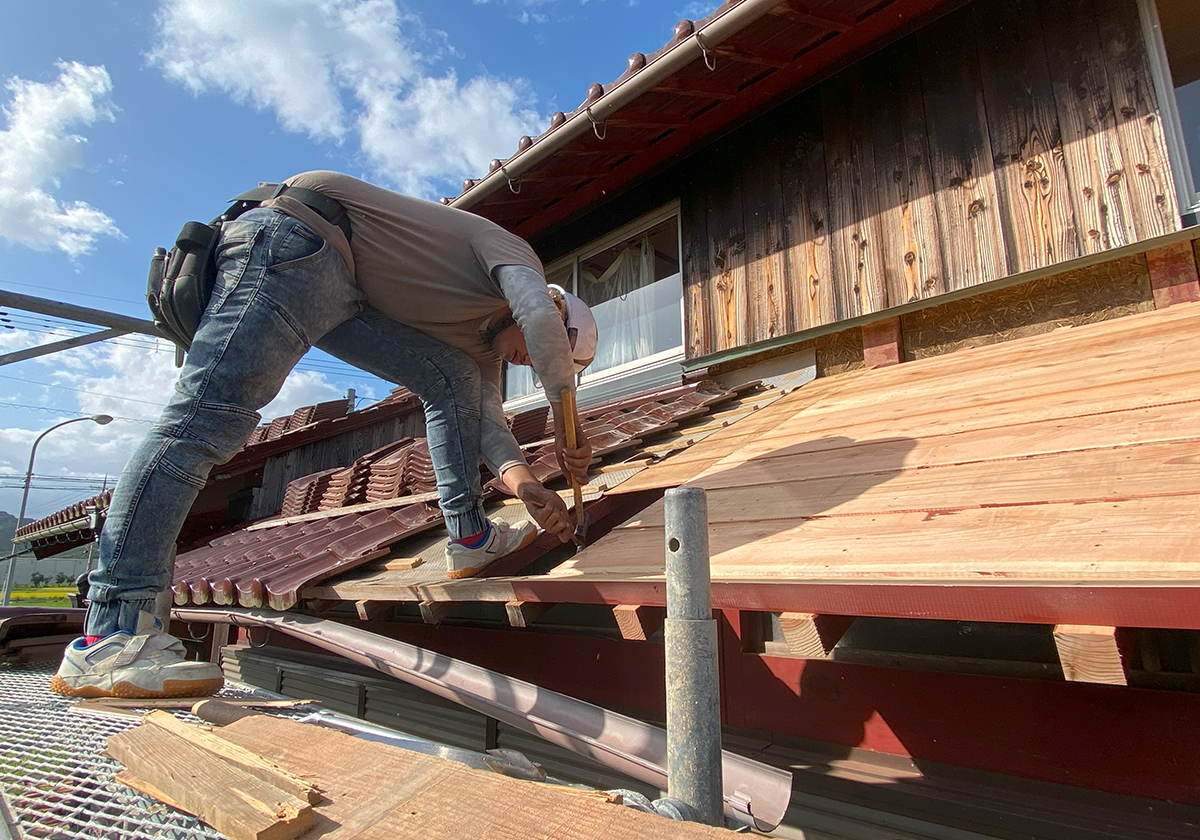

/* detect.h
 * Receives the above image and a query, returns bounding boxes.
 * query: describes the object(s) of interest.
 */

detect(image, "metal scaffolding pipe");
[0,289,162,337]
[664,486,723,826]
[174,607,791,830]
[0,327,128,367]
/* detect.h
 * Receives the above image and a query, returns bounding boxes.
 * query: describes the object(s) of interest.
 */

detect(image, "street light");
[2,415,114,606]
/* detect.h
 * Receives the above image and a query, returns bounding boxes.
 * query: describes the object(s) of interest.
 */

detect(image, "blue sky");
[0,0,718,521]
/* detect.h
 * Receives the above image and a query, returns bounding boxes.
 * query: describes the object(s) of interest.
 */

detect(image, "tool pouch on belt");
[145,184,350,354]
[146,220,221,353]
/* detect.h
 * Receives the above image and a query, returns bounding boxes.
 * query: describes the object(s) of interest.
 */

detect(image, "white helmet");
[548,284,598,374]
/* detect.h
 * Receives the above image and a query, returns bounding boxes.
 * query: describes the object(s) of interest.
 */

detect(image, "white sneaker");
[49,611,224,699]
[445,519,537,579]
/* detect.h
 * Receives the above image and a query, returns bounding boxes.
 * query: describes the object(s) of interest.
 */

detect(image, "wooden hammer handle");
[561,388,584,514]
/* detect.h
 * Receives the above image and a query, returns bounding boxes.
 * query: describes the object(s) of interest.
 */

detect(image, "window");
[504,206,683,404]
[1142,0,1200,214]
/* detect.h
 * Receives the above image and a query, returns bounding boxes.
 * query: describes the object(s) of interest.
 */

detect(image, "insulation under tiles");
[171,503,443,611]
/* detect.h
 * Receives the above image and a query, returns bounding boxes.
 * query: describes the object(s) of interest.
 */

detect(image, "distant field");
[8,587,74,608]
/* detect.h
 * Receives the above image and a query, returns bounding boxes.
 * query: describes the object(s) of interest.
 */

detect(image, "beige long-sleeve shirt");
[264,171,574,474]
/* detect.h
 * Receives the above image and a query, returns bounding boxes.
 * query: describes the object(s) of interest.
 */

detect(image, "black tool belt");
[146,184,351,353]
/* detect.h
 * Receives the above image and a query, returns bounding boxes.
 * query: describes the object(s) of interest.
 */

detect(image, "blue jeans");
[86,208,490,636]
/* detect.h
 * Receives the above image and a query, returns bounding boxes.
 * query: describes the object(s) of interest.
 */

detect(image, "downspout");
[450,0,786,212]
[175,607,792,830]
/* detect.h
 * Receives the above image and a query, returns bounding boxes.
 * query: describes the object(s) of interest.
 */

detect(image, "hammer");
[561,387,590,550]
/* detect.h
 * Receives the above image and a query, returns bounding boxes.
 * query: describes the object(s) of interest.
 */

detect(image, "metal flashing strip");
[175,607,793,830]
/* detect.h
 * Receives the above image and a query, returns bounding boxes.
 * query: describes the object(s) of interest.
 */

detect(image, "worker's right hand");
[502,463,574,542]
[517,483,574,543]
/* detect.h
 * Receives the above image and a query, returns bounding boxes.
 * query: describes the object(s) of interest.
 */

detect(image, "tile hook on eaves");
[586,107,607,141]
[696,33,717,71]
[500,165,522,195]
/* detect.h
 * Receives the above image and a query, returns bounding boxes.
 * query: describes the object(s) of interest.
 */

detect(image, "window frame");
[502,200,685,410]
[1139,0,1200,216]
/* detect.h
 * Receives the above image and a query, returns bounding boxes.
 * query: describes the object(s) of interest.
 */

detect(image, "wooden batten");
[505,600,552,628]
[418,600,457,626]
[776,612,855,657]
[861,317,903,368]
[613,605,666,641]
[1146,241,1200,308]
[303,598,340,616]
[1053,624,1131,685]
[355,600,395,622]
[208,622,231,664]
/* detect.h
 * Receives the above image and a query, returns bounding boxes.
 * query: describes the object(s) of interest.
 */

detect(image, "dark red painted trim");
[499,579,1200,630]
[735,652,1200,804]
[1147,241,1200,308]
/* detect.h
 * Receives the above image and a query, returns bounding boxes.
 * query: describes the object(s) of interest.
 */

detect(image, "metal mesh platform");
[0,660,278,840]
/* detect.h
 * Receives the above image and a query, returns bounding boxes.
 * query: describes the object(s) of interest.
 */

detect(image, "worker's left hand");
[555,419,592,486]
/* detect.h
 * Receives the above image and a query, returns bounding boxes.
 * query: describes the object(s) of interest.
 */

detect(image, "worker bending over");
[51,171,597,699]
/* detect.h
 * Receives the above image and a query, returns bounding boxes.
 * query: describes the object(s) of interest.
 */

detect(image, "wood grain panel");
[552,496,1200,582]
[1042,0,1138,253]
[822,69,889,318]
[917,8,1008,291]
[550,302,1200,590]
[865,41,946,305]
[975,0,1081,272]
[779,90,837,332]
[705,139,749,352]
[630,441,1200,524]
[741,111,792,343]
[1093,0,1180,239]
[681,172,713,357]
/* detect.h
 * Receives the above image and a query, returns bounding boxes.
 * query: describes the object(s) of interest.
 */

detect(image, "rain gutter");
[450,0,785,212]
[175,607,792,830]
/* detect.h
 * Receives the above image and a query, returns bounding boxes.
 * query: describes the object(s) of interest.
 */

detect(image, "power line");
[0,401,154,424]
[0,374,169,407]
[0,280,144,307]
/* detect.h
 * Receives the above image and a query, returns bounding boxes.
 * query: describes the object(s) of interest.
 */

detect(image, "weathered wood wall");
[683,0,1179,358]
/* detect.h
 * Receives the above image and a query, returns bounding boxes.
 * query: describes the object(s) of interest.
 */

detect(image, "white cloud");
[359,71,542,195]
[0,61,121,257]
[150,0,545,197]
[675,2,719,22]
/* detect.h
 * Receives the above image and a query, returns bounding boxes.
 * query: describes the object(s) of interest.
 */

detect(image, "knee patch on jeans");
[157,402,262,484]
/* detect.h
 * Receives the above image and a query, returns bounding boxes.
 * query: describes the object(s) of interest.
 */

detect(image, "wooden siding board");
[681,174,713,358]
[864,40,947,305]
[974,0,1082,273]
[779,90,837,333]
[917,8,1008,292]
[1093,0,1181,239]
[704,139,750,352]
[1042,0,1139,254]
[822,69,889,318]
[741,111,793,343]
